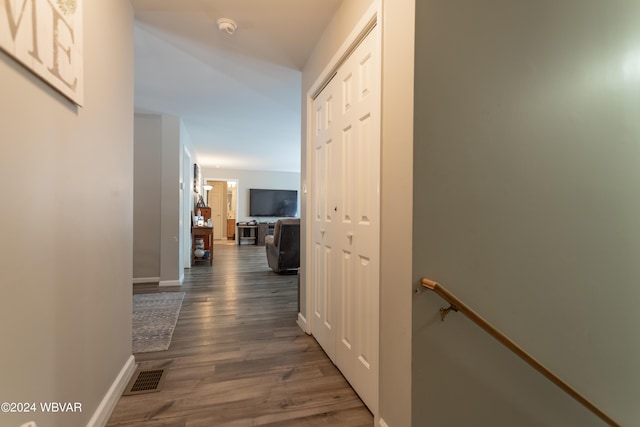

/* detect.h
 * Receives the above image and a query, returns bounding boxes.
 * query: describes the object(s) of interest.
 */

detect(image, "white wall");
[379,0,414,426]
[0,2,134,426]
[203,167,300,224]
[413,1,640,425]
[180,121,195,271]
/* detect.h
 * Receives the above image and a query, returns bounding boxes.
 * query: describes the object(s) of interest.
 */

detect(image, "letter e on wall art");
[0,0,84,105]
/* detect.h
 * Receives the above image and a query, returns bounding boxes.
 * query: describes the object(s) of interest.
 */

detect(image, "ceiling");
[131,0,344,173]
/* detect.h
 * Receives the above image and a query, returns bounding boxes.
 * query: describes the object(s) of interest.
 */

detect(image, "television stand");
[237,224,258,245]
[257,222,276,246]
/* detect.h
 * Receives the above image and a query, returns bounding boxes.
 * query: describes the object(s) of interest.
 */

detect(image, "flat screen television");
[249,188,298,217]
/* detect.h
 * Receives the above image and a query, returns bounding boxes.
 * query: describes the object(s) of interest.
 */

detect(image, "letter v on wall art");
[0,0,83,106]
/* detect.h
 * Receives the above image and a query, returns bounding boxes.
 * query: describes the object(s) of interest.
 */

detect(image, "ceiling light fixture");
[216,18,237,35]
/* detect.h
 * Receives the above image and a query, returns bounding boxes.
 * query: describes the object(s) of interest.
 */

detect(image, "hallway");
[107,242,373,426]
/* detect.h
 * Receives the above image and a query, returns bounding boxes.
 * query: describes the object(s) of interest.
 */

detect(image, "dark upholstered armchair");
[265,218,300,273]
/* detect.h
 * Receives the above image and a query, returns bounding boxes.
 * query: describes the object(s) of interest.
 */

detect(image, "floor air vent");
[123,369,167,395]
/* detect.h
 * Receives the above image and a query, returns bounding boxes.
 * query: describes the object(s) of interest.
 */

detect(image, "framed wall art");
[0,0,84,105]
[193,163,201,194]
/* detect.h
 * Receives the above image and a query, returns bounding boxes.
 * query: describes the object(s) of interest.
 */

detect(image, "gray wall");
[0,1,134,426]
[134,114,162,279]
[413,1,639,425]
[160,115,182,285]
[133,113,183,285]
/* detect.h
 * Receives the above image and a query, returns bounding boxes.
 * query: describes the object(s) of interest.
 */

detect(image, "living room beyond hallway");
[108,241,372,426]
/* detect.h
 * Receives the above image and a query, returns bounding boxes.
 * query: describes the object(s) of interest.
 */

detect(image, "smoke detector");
[217,18,237,35]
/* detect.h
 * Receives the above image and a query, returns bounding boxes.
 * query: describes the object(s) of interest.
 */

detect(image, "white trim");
[379,418,390,427]
[297,312,310,334]
[180,272,185,284]
[306,2,380,99]
[304,84,314,336]
[203,176,240,240]
[304,0,382,418]
[183,145,192,269]
[86,355,136,427]
[303,0,381,367]
[159,280,181,287]
[132,277,159,284]
[309,17,377,101]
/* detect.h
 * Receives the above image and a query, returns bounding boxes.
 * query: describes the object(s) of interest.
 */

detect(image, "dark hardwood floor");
[107,241,373,427]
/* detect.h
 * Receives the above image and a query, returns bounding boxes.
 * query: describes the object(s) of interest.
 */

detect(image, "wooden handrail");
[421,278,620,427]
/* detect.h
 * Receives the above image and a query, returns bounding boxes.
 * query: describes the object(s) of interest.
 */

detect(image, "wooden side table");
[191,226,213,266]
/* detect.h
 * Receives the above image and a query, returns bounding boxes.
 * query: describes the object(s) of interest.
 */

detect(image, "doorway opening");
[205,179,238,241]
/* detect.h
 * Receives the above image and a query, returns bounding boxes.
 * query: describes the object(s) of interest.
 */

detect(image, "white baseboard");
[297,312,310,334]
[132,277,159,284]
[159,279,181,287]
[86,354,135,427]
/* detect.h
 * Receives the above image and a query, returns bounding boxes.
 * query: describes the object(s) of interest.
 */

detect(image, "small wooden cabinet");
[227,219,236,240]
[196,207,211,223]
[191,226,213,265]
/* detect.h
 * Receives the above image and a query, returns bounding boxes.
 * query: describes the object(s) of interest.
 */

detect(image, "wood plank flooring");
[107,241,373,427]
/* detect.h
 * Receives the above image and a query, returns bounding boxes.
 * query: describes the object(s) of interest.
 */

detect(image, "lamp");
[203,184,213,206]
[197,184,213,208]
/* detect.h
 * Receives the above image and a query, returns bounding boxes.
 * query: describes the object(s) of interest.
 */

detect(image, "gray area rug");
[132,292,185,353]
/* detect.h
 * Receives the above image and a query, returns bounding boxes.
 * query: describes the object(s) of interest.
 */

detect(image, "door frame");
[301,1,381,335]
[205,176,239,241]
[206,180,227,240]
[183,145,193,270]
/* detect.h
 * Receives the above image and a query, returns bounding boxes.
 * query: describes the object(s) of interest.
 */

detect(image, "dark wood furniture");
[195,207,211,223]
[191,226,213,265]
[227,219,236,240]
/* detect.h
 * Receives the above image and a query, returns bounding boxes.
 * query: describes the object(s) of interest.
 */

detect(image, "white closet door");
[310,23,380,414]
[210,182,225,240]
[311,78,338,360]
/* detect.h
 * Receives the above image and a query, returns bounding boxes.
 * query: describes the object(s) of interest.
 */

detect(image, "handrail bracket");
[439,304,459,321]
